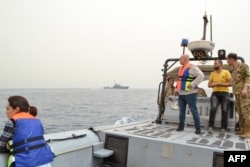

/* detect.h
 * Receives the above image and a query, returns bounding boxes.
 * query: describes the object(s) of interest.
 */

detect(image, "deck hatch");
[104,134,129,167]
[213,152,224,167]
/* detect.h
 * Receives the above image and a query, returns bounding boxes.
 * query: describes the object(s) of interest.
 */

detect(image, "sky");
[0,0,250,89]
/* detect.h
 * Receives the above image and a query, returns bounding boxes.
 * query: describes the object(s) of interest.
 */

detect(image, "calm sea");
[0,89,158,133]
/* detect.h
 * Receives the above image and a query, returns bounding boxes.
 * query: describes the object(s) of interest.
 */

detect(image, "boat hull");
[0,96,247,167]
[1,120,249,167]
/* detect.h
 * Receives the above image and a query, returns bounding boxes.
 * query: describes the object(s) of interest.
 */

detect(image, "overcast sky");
[0,0,249,89]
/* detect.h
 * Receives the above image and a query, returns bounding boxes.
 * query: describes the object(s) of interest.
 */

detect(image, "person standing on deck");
[207,59,232,135]
[175,54,204,134]
[227,53,250,138]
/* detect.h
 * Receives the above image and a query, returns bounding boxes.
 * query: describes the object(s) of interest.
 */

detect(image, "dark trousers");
[178,93,200,129]
[208,92,230,129]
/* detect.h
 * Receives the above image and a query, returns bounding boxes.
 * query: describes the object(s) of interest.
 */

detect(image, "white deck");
[96,120,250,151]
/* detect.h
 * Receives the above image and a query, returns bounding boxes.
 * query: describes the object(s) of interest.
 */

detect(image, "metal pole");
[202,12,208,40]
[210,15,213,56]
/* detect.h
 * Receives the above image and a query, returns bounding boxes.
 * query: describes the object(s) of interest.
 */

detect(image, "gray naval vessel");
[104,83,129,89]
[1,13,249,167]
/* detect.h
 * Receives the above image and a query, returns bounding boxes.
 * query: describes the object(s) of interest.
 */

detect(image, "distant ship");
[103,83,129,89]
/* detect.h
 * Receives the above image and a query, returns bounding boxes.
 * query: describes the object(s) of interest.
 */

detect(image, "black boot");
[176,126,184,131]
[195,128,201,134]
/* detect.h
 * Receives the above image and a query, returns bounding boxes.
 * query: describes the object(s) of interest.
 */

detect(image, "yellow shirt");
[209,69,231,92]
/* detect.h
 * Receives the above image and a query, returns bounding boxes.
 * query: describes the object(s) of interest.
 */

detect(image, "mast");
[202,12,208,40]
[210,15,213,56]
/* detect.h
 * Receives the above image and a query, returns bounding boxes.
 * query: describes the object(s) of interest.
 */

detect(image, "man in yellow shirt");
[207,59,232,134]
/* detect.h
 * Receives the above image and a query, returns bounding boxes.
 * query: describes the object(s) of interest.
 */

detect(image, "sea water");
[0,89,157,133]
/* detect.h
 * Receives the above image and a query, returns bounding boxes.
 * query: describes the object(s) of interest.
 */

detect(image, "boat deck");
[96,120,250,151]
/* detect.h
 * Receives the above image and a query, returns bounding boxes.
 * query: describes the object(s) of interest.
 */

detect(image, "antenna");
[205,0,207,11]
[202,12,208,40]
[210,15,213,56]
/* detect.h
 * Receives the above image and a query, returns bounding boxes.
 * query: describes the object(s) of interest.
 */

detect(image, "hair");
[29,107,38,117]
[8,95,37,116]
[227,53,238,61]
[167,76,174,82]
[215,59,223,65]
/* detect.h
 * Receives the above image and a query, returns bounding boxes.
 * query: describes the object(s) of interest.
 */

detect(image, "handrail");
[46,134,86,142]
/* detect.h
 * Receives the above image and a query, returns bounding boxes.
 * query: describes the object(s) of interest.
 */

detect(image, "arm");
[207,72,217,88]
[241,64,250,94]
[0,120,15,152]
[189,66,205,88]
[208,78,214,88]
[215,77,232,87]
[217,77,232,87]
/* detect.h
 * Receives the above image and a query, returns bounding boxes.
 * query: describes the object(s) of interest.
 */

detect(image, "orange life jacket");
[176,63,196,91]
[11,112,35,120]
